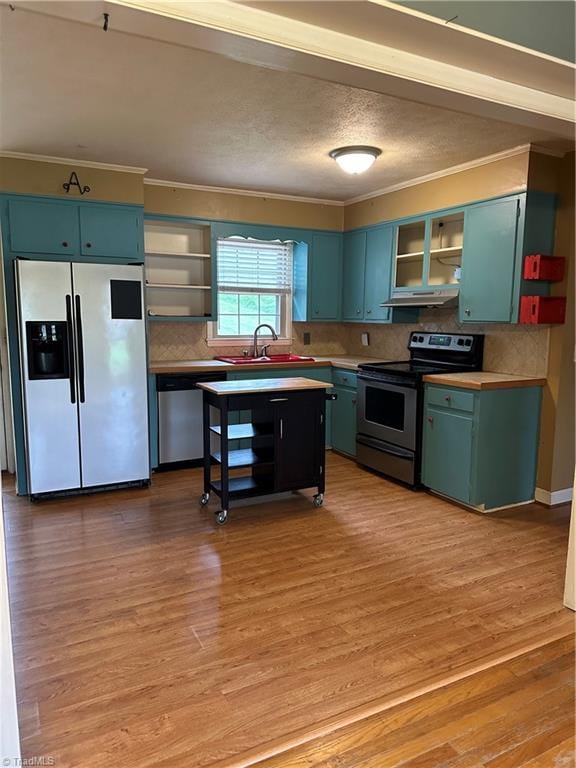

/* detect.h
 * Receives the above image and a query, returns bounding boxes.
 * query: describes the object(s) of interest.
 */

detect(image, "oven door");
[357,375,418,451]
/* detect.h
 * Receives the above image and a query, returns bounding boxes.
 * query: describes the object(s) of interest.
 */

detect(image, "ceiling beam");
[9,0,576,139]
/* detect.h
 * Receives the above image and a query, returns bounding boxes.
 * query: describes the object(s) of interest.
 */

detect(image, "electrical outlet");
[303,332,311,346]
[361,332,370,347]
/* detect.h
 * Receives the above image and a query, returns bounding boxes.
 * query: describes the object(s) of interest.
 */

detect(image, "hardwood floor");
[257,635,575,768]
[3,453,573,768]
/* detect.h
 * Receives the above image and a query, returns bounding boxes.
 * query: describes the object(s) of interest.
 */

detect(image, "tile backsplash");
[149,311,550,378]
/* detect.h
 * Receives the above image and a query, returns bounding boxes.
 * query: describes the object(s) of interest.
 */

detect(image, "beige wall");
[536,152,575,493]
[144,184,344,230]
[344,151,530,229]
[0,157,145,205]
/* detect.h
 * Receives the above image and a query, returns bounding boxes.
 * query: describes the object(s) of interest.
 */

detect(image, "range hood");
[381,287,459,309]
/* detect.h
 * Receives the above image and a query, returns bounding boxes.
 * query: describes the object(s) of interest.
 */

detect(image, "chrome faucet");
[252,323,278,357]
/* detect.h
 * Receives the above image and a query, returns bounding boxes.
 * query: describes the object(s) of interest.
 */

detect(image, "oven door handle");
[357,374,417,391]
[356,434,414,459]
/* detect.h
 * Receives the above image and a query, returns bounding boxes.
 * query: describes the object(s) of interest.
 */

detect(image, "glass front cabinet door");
[393,210,464,292]
[394,219,427,290]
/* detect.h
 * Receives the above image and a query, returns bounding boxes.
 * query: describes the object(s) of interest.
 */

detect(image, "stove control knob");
[465,339,472,346]
[457,338,465,346]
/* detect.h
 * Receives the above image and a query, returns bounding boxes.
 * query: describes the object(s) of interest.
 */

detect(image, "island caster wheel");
[215,509,229,525]
[199,492,210,506]
[313,493,324,508]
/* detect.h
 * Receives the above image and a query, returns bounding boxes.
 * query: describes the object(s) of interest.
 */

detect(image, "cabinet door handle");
[356,309,361,314]
[280,418,283,439]
[62,241,68,247]
[464,308,471,316]
[427,416,434,427]
[352,398,356,405]
[85,242,92,249]
[367,309,372,314]
[444,395,451,402]
[269,397,288,402]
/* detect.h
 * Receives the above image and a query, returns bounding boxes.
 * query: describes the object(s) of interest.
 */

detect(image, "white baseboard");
[535,487,573,506]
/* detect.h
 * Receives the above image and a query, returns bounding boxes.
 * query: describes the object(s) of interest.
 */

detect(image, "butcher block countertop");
[423,372,547,390]
[198,377,334,396]
[149,356,378,374]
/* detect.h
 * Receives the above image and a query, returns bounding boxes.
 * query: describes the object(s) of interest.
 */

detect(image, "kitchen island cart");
[198,377,334,524]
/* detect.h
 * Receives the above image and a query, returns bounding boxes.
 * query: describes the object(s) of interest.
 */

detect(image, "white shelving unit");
[144,220,213,319]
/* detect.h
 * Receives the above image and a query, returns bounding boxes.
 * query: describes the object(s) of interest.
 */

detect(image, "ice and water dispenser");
[25,321,70,380]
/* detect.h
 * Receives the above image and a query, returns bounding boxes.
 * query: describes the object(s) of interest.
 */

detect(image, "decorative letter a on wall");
[63,171,91,195]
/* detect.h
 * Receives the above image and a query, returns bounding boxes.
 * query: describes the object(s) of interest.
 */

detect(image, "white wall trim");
[0,151,148,175]
[535,486,574,506]
[0,480,21,767]
[529,144,568,159]
[1,143,563,208]
[346,144,532,204]
[144,178,344,206]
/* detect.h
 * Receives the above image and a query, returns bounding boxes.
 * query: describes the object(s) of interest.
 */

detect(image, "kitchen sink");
[215,354,316,365]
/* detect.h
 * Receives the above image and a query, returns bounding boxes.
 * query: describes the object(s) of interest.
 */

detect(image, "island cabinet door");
[273,392,324,492]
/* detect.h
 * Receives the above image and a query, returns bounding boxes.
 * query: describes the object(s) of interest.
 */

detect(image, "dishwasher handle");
[156,373,226,391]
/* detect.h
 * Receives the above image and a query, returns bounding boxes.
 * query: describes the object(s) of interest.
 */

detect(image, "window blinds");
[217,238,293,293]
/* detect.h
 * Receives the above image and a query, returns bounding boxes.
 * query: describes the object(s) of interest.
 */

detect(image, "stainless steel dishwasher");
[156,373,226,467]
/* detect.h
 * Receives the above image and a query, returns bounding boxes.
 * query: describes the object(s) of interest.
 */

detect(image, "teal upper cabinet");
[80,205,143,259]
[342,225,416,324]
[293,232,342,321]
[310,233,342,320]
[459,197,519,323]
[459,192,555,324]
[6,196,144,262]
[364,228,393,321]
[8,198,80,254]
[342,231,366,320]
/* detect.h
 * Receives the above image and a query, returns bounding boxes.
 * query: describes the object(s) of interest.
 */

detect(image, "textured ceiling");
[0,7,565,201]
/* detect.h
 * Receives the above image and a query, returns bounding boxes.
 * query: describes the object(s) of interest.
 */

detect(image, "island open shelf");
[198,377,335,525]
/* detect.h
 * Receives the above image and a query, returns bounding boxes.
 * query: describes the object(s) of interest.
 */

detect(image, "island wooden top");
[149,356,379,374]
[423,372,547,390]
[197,377,334,396]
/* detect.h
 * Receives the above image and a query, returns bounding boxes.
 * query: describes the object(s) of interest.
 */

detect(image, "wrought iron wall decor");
[63,171,91,196]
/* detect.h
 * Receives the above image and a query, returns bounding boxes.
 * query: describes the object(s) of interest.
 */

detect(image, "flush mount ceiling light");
[329,146,382,175]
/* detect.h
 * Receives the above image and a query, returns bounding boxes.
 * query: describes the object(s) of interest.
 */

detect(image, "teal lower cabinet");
[421,383,542,511]
[331,368,357,456]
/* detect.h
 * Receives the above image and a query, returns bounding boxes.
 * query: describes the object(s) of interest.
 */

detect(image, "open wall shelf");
[144,219,214,320]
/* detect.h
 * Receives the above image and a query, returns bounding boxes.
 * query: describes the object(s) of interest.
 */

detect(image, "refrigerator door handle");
[74,294,86,404]
[65,294,76,404]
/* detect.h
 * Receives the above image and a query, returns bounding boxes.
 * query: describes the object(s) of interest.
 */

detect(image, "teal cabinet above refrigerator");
[6,195,144,261]
[8,198,80,255]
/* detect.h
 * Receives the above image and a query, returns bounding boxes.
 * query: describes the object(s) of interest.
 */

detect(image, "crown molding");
[0,151,148,175]
[345,144,534,205]
[529,144,570,158]
[144,178,345,206]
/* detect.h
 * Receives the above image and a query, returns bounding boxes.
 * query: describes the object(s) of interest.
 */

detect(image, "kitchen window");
[208,237,293,343]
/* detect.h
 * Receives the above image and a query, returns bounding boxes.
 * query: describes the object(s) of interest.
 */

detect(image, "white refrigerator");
[16,259,149,495]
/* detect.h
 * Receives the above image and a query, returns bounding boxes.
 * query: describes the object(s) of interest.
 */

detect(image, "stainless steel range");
[357,332,484,487]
